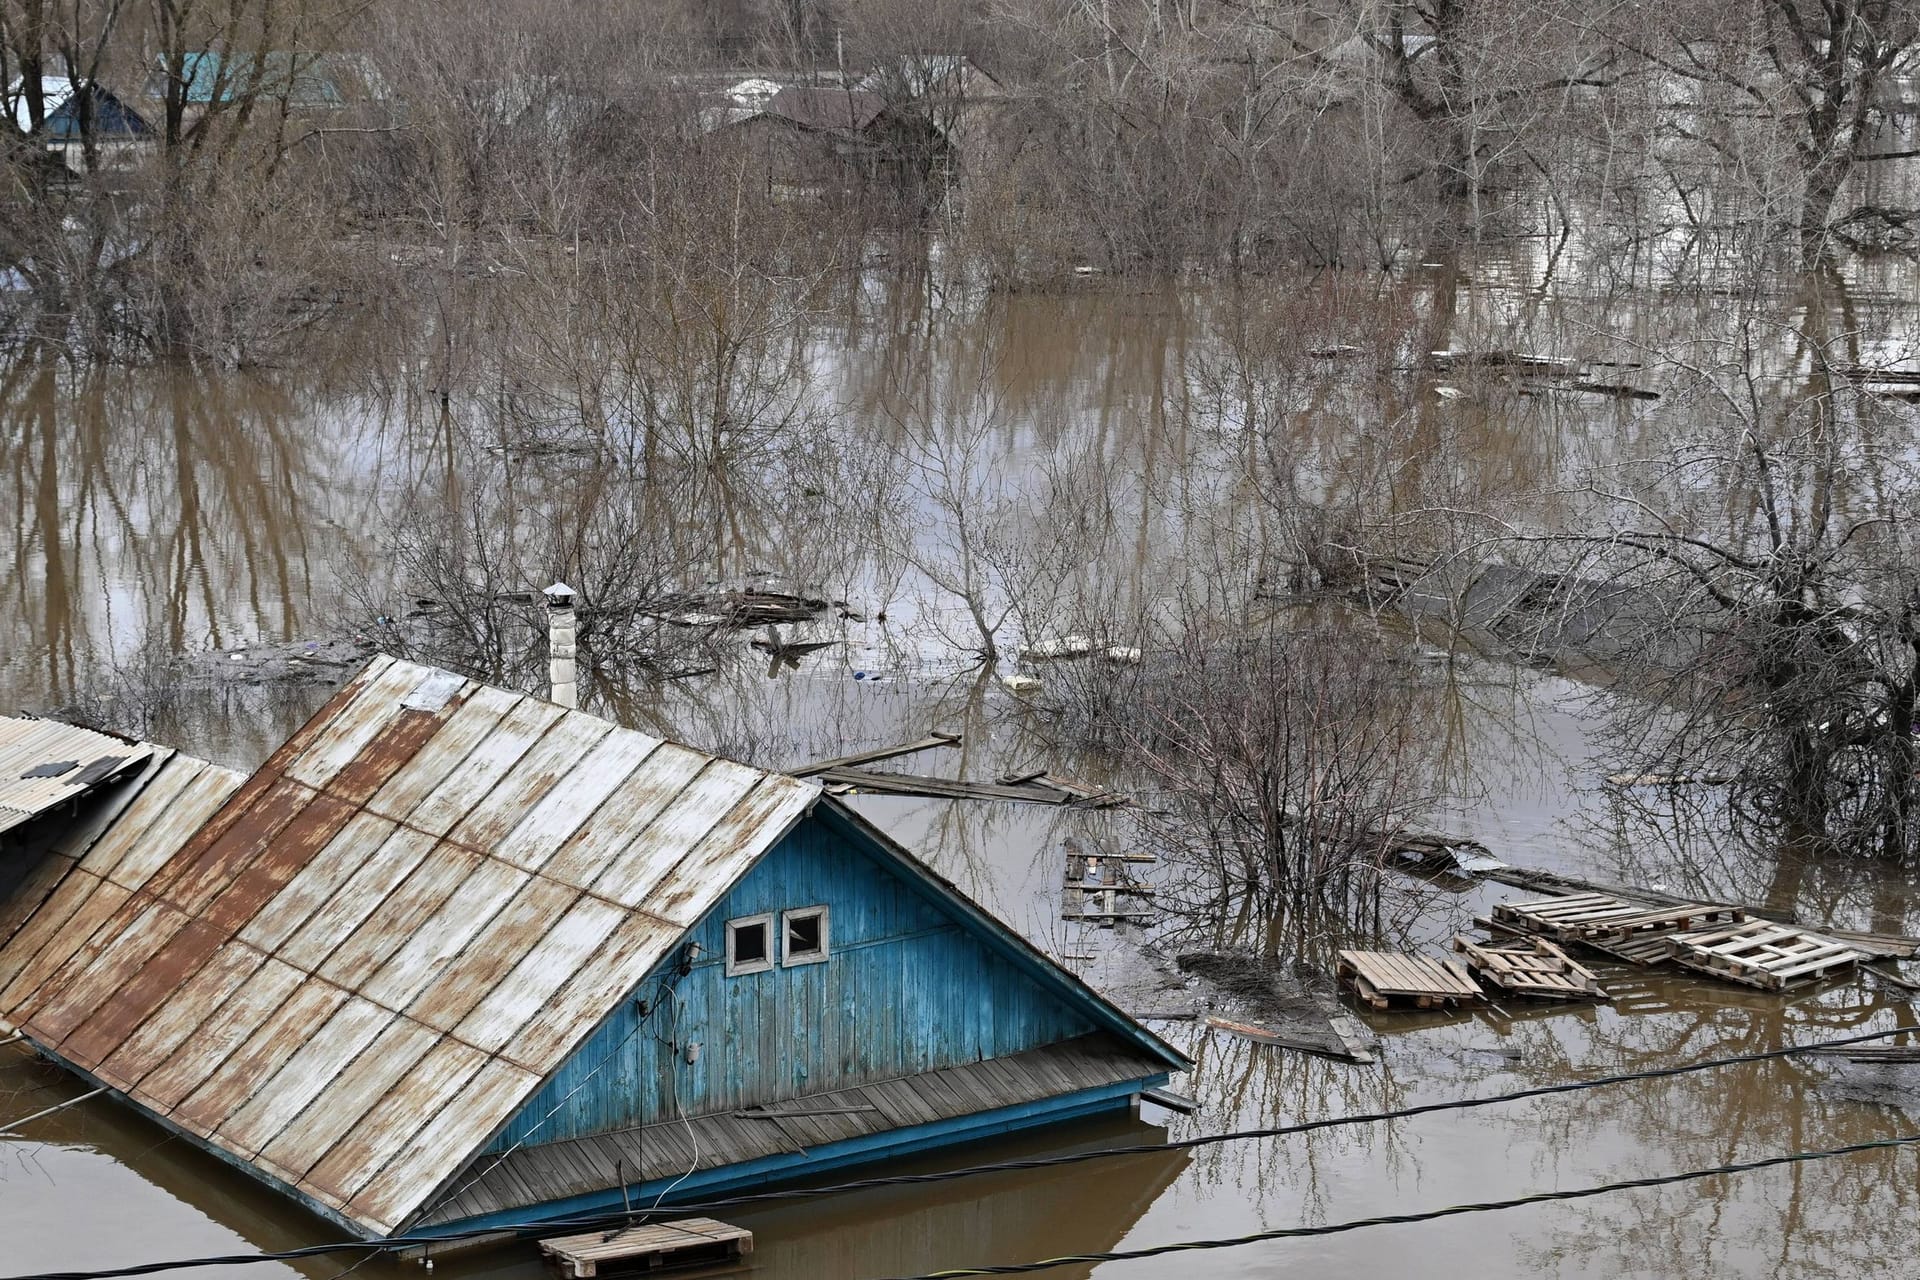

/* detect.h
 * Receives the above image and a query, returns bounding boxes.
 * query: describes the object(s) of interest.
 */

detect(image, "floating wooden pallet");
[1577,904,1748,946]
[1492,893,1748,965]
[540,1218,753,1277]
[1452,935,1610,1001]
[1491,892,1653,938]
[1668,921,1866,991]
[1336,950,1486,1010]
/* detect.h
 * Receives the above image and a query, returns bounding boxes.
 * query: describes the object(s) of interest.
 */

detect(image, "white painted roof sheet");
[0,715,154,835]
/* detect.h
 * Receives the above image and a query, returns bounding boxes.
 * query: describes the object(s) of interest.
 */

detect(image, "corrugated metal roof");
[0,716,155,835]
[0,656,819,1239]
[419,1033,1162,1226]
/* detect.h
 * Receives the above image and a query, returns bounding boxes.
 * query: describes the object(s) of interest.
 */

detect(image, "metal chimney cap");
[542,581,576,603]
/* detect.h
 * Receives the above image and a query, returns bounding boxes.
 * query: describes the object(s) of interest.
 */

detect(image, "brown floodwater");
[5,249,1920,1278]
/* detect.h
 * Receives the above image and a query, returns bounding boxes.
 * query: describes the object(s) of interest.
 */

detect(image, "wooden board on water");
[1336,950,1485,1011]
[540,1218,753,1278]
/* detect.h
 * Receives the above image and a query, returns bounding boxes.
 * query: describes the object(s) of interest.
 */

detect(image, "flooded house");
[0,656,1187,1241]
[6,76,154,173]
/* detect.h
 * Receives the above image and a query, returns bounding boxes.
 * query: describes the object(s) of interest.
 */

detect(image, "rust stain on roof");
[0,655,819,1238]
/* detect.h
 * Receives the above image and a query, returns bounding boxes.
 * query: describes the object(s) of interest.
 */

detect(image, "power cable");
[657,1018,1920,1214]
[1,1022,1914,1280]
[861,1130,1920,1279]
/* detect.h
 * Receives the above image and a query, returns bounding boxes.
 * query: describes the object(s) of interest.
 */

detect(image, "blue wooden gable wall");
[485,804,1107,1151]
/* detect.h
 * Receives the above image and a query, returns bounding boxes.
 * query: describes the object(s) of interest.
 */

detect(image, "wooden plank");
[789,733,960,777]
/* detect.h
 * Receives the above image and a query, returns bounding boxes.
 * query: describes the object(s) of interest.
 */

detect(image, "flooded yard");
[6,249,1920,1280]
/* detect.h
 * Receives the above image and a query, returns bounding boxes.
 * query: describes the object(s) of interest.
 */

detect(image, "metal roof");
[0,716,155,836]
[0,656,819,1239]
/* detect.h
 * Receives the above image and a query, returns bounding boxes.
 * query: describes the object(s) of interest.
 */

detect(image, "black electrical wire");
[2,1022,1914,1280]
[862,1130,1920,1279]
[652,1018,1920,1215]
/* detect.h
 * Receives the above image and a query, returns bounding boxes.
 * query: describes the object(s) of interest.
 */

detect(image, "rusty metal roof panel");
[445,713,612,852]
[0,657,824,1238]
[317,843,484,989]
[452,894,630,1062]
[0,716,155,834]
[298,1036,490,1212]
[97,762,248,891]
[256,1014,441,1182]
[547,742,713,890]
[222,995,400,1157]
[126,955,308,1112]
[236,810,398,954]
[404,697,565,836]
[363,686,522,823]
[357,858,528,1011]
[491,727,663,874]
[97,940,267,1083]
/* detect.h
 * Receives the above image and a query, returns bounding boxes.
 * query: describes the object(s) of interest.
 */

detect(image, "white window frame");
[724,913,775,976]
[782,905,831,967]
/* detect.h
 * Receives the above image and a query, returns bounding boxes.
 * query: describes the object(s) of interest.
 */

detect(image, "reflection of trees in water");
[0,343,351,709]
[1505,995,1918,1278]
[1173,1023,1420,1219]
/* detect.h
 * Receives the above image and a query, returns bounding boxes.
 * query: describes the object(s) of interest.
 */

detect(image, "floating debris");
[1336,950,1485,1011]
[1490,893,1748,964]
[1668,921,1867,991]
[790,732,961,777]
[1452,935,1610,1002]
[539,1217,754,1277]
[1064,837,1155,926]
[817,766,1125,807]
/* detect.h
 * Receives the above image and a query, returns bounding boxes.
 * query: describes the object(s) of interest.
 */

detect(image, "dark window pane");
[788,913,822,956]
[732,921,767,965]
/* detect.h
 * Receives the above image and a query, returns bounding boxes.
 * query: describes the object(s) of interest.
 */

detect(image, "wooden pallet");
[1491,892,1653,938]
[1668,921,1866,991]
[1451,935,1610,1001]
[1336,950,1486,1010]
[1492,893,1748,964]
[540,1219,753,1277]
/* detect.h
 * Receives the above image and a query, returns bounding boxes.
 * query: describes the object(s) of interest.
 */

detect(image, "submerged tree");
[1518,310,1920,858]
[1059,610,1439,951]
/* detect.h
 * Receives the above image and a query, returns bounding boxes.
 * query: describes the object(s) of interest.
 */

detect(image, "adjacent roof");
[0,716,154,836]
[765,87,886,133]
[149,52,383,107]
[419,1032,1156,1226]
[8,76,153,138]
[0,657,818,1238]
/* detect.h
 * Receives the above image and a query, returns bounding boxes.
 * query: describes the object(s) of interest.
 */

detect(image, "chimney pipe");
[543,581,578,709]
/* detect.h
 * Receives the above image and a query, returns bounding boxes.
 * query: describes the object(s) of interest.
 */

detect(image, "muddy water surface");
[5,257,1920,1279]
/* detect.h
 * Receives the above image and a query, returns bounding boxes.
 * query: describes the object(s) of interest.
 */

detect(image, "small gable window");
[725,913,774,976]
[783,906,830,967]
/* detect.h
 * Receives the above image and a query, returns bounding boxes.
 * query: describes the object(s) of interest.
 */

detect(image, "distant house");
[146,51,386,110]
[0,657,1186,1240]
[856,54,1003,105]
[707,84,955,201]
[7,76,152,172]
